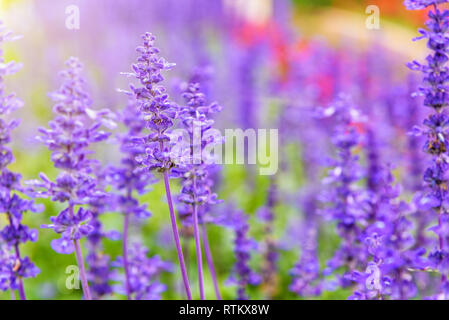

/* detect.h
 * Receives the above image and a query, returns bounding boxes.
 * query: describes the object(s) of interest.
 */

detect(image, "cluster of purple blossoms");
[405,0,449,298]
[122,33,192,299]
[28,57,115,299]
[404,0,449,10]
[289,192,322,297]
[285,104,325,298]
[112,242,172,300]
[350,168,420,300]
[106,99,155,299]
[8,0,449,301]
[177,82,223,220]
[318,95,367,286]
[123,32,177,173]
[176,81,223,299]
[220,209,260,300]
[257,179,280,298]
[0,22,41,300]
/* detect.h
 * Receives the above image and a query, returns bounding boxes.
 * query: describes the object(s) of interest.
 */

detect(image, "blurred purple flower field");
[1,0,449,301]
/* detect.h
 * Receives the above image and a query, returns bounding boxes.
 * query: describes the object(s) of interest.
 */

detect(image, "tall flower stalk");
[351,167,417,300]
[122,33,191,299]
[289,192,322,296]
[86,168,119,299]
[257,179,279,298]
[0,22,41,300]
[319,95,367,286]
[405,0,449,297]
[224,210,261,300]
[107,99,154,299]
[112,242,173,300]
[177,82,223,299]
[28,57,114,300]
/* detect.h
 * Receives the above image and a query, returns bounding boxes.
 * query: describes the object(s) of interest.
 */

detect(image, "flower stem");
[13,244,26,300]
[7,212,26,300]
[123,211,132,300]
[73,239,92,300]
[438,211,447,285]
[16,278,26,300]
[192,202,205,299]
[163,171,192,300]
[201,223,221,300]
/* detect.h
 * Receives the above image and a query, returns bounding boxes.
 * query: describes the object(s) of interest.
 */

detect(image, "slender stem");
[10,289,16,300]
[438,211,447,285]
[6,211,26,300]
[163,171,192,300]
[13,244,26,300]
[123,211,132,300]
[201,223,221,300]
[73,239,92,300]
[16,278,26,301]
[192,202,205,300]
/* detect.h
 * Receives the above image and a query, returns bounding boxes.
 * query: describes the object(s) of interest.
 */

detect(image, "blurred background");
[0,0,435,300]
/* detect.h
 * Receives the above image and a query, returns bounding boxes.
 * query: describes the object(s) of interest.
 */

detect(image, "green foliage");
[292,0,333,9]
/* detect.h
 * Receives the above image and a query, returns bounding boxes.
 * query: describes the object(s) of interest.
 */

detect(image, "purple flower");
[122,32,193,299]
[107,99,155,218]
[257,180,280,298]
[0,247,39,292]
[406,0,449,297]
[27,57,115,300]
[112,242,173,300]
[351,168,418,300]
[106,98,156,299]
[171,80,224,300]
[86,252,116,298]
[28,57,115,254]
[0,21,41,299]
[108,99,156,190]
[219,209,260,300]
[121,32,177,173]
[318,95,367,285]
[289,192,322,297]
[404,0,449,10]
[176,82,223,224]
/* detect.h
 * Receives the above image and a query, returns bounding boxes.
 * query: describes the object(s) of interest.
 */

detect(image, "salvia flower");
[28,57,115,300]
[350,168,417,300]
[318,95,368,286]
[0,22,41,300]
[257,179,280,298]
[0,246,39,293]
[176,81,223,299]
[404,0,449,10]
[106,99,155,299]
[112,242,173,300]
[176,82,223,221]
[220,209,261,300]
[289,192,322,297]
[121,32,192,299]
[121,32,177,173]
[31,57,114,253]
[405,0,449,297]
